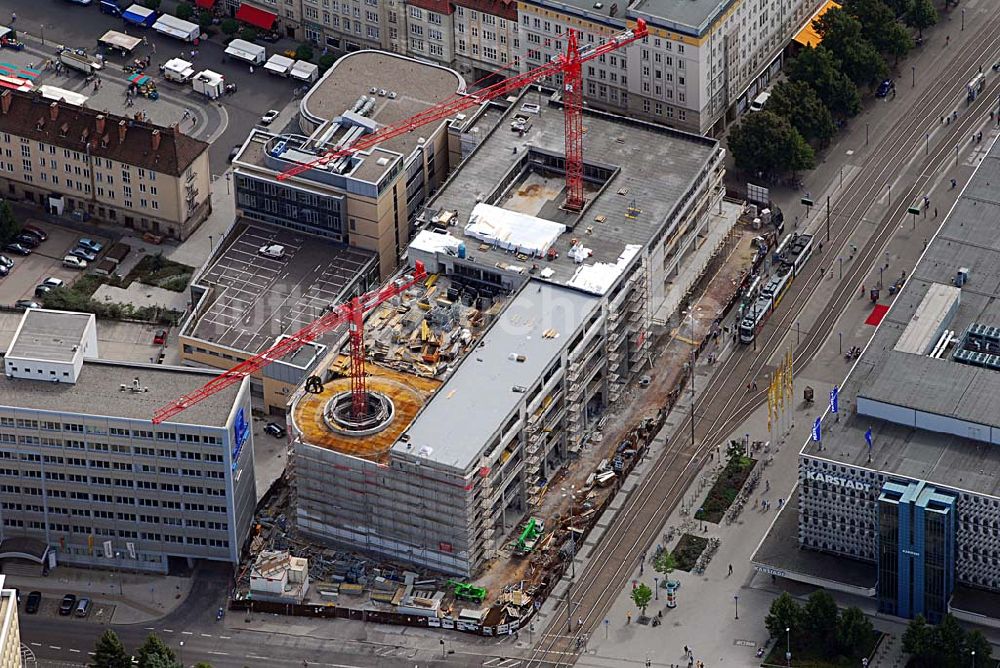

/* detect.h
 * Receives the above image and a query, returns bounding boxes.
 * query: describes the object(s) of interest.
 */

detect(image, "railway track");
[525,18,1000,667]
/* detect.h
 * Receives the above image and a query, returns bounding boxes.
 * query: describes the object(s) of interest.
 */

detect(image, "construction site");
[199,18,772,637]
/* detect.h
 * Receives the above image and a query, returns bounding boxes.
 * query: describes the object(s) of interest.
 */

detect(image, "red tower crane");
[277,20,648,211]
[151,262,427,424]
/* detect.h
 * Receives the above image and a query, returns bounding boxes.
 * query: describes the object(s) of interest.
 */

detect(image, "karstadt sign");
[806,469,872,492]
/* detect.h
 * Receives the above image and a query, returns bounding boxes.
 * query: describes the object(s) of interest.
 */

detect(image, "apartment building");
[453,0,519,80]
[0,310,256,573]
[0,90,211,240]
[0,577,18,668]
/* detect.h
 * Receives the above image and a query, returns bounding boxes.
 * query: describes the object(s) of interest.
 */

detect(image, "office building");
[0,310,256,573]
[0,89,211,240]
[0,576,19,668]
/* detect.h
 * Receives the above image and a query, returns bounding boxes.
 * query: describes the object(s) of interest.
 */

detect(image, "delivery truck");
[192,70,224,99]
[152,14,200,42]
[161,58,195,83]
[121,4,158,28]
[224,39,266,65]
[59,49,103,75]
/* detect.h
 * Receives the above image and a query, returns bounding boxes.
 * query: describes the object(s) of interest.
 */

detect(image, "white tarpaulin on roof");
[567,244,643,295]
[463,203,565,257]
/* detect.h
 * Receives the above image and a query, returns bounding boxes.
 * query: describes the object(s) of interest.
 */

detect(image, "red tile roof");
[453,0,517,20]
[0,89,207,177]
[407,0,455,15]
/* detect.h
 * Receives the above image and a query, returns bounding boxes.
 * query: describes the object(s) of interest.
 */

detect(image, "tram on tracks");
[738,233,814,344]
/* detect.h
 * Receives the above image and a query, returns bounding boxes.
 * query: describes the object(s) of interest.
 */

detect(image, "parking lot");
[22,592,114,623]
[0,222,110,302]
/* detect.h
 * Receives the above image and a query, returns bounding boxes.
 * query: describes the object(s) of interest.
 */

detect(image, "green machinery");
[448,580,488,604]
[513,517,545,556]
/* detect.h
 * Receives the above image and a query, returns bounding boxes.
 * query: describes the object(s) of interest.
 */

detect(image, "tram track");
[525,16,1000,667]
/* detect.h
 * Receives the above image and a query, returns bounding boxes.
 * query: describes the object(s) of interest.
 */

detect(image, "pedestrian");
[953,111,958,121]
[752,380,757,390]
[765,479,770,492]
[151,43,157,55]
[978,131,983,142]
[892,88,896,99]
[747,382,751,392]
[143,36,148,46]
[946,35,950,46]
[249,65,254,74]
[9,12,15,23]
[627,612,632,624]
[934,207,938,218]
[684,645,689,656]
[728,563,733,576]
[951,178,957,189]
[778,498,784,509]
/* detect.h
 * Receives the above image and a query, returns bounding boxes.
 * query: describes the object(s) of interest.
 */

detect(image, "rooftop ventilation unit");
[378,89,387,96]
[388,91,397,99]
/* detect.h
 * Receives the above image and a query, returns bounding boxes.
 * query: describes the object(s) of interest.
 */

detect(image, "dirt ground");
[469,228,760,593]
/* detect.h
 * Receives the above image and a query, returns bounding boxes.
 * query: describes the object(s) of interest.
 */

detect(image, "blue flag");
[865,427,873,450]
[812,417,822,443]
[830,386,839,414]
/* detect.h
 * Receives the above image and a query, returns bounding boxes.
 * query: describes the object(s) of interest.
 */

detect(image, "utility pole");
[825,195,831,242]
[690,348,696,450]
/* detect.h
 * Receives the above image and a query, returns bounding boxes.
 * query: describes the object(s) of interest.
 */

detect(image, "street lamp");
[734,594,739,620]
[786,627,792,667]
[699,506,706,532]
[653,577,659,600]
[114,551,123,597]
[40,24,44,46]
[972,650,976,667]
[962,8,965,30]
[911,65,915,88]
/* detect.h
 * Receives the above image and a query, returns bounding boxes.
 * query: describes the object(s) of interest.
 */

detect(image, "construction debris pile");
[358,275,502,379]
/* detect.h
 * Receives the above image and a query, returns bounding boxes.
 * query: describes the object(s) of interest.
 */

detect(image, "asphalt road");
[525,9,1000,667]
[4,0,299,171]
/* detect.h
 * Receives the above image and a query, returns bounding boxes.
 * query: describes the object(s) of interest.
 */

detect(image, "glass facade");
[877,481,956,622]
[235,174,346,242]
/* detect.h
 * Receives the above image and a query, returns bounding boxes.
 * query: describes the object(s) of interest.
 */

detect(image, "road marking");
[145,627,155,631]
[200,633,213,638]
[246,655,272,660]
[162,629,174,633]
[30,643,40,647]
[207,651,229,656]
[181,631,193,636]
[219,636,231,640]
[49,646,61,650]
[69,649,81,653]
[89,652,96,656]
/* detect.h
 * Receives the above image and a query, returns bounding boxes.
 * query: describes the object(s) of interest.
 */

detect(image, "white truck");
[264,54,294,77]
[59,49,102,75]
[224,39,266,65]
[152,14,200,42]
[161,58,195,83]
[290,60,319,83]
[192,70,224,99]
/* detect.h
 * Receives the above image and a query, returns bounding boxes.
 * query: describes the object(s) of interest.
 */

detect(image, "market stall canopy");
[235,4,276,31]
[792,0,841,48]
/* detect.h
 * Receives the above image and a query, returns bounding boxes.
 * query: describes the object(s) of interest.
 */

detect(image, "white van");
[749,90,771,112]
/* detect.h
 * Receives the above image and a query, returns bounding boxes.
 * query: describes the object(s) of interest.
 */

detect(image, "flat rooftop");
[427,93,719,290]
[400,280,600,470]
[632,0,733,33]
[186,222,376,355]
[300,50,465,164]
[7,310,91,363]
[802,137,1000,498]
[0,359,240,427]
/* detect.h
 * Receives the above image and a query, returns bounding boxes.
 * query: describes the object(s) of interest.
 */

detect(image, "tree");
[765,592,801,639]
[936,614,967,667]
[240,27,258,42]
[318,53,337,72]
[802,590,839,646]
[843,0,899,53]
[221,18,239,36]
[728,111,815,178]
[296,43,314,62]
[765,80,836,145]
[653,550,676,581]
[902,615,934,661]
[142,656,182,668]
[194,663,214,668]
[175,2,193,20]
[91,630,130,668]
[198,10,214,28]
[883,23,914,65]
[964,630,992,665]
[787,46,861,117]
[136,635,177,668]
[143,0,161,9]
[906,0,937,37]
[0,201,19,245]
[814,8,889,88]
[835,606,872,657]
[630,583,652,619]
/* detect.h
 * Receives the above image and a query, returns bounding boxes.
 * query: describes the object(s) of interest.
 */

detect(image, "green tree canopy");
[802,590,839,646]
[787,46,861,117]
[728,111,815,177]
[174,2,193,20]
[143,0,161,9]
[906,0,937,37]
[965,630,992,665]
[91,630,130,668]
[240,27,258,42]
[765,80,836,145]
[221,18,239,36]
[814,8,889,87]
[0,201,20,245]
[630,583,653,617]
[296,43,314,62]
[136,635,177,668]
[765,592,801,639]
[843,0,899,52]
[835,606,873,657]
[653,550,676,579]
[902,615,934,659]
[882,22,914,64]
[318,53,337,72]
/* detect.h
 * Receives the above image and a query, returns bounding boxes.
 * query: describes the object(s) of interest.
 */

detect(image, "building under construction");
[288,85,735,577]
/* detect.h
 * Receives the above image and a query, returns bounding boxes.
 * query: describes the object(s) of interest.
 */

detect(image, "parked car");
[22,225,48,241]
[258,244,286,260]
[264,422,287,438]
[74,597,91,617]
[34,285,53,297]
[876,79,893,98]
[0,254,12,268]
[77,238,104,253]
[24,591,41,614]
[15,300,40,309]
[63,256,88,270]
[0,264,8,277]
[69,247,97,262]
[14,234,40,248]
[260,110,280,126]
[58,594,77,616]
[4,243,31,256]
[42,277,65,288]
[153,329,167,345]
[228,145,241,162]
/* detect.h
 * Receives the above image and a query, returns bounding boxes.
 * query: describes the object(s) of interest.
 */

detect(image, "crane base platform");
[323,390,396,437]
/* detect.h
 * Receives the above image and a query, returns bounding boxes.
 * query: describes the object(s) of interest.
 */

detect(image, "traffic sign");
[801,197,814,207]
[907,206,921,215]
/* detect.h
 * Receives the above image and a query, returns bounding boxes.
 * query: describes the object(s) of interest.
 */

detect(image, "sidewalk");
[4,564,193,624]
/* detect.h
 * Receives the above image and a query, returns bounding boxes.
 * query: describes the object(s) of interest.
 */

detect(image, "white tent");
[463,203,565,257]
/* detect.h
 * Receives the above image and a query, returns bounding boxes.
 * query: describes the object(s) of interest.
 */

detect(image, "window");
[409,6,422,19]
